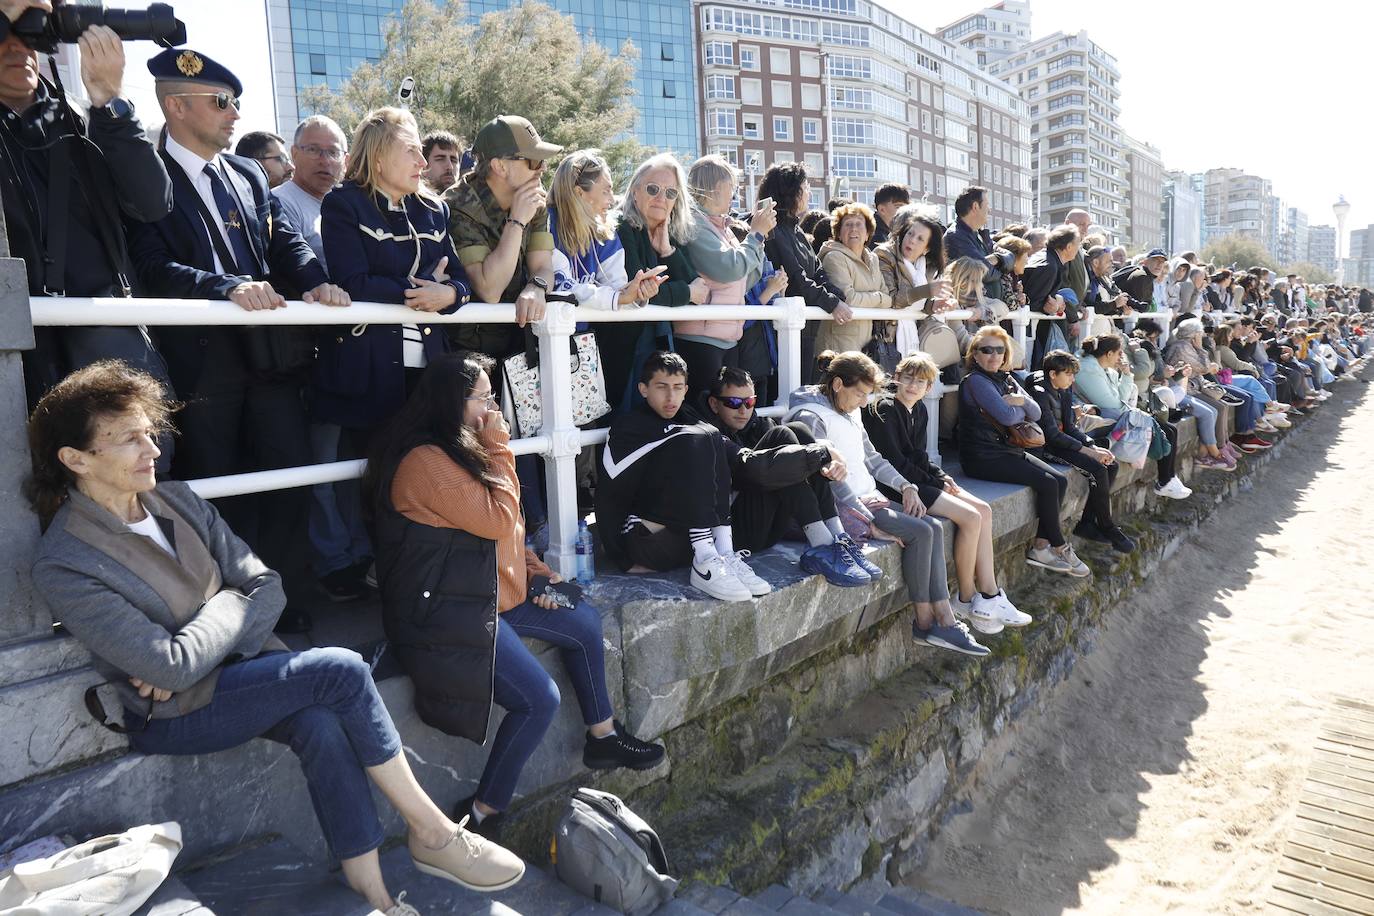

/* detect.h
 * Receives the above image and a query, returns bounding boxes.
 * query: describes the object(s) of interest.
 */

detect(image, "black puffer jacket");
[765,215,842,337]
[1024,370,1091,454]
[374,497,498,743]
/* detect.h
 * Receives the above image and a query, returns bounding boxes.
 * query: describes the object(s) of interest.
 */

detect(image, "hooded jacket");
[785,386,910,520]
[1024,370,1092,453]
[816,239,892,353]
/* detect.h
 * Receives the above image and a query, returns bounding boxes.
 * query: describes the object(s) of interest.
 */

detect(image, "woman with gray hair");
[598,153,711,408]
[1163,318,1245,470]
[680,154,786,397]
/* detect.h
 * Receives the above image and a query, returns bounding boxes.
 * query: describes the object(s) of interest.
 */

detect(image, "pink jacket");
[677,213,753,343]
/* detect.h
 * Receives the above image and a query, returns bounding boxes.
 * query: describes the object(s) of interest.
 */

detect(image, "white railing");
[31,295,1073,575]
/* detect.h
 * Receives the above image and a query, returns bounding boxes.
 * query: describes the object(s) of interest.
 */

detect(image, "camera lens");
[52,3,186,47]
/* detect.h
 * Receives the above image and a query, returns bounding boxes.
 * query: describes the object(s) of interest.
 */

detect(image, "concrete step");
[877,886,987,916]
[811,886,903,916]
[720,895,783,916]
[652,900,718,916]
[778,894,843,916]
[132,876,213,916]
[749,884,796,910]
[677,882,743,913]
[178,837,380,915]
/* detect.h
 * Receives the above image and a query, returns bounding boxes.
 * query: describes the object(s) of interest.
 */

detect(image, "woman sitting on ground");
[28,362,524,916]
[1167,318,1271,459]
[1213,324,1291,430]
[1069,335,1192,502]
[788,351,995,656]
[815,202,893,355]
[956,325,1090,579]
[366,353,665,843]
[862,352,1027,636]
[1026,350,1143,551]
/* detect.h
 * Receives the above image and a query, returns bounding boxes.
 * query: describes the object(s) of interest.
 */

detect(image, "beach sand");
[907,375,1374,915]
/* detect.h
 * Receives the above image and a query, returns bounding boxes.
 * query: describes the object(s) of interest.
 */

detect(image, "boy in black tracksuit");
[1024,360,1136,555]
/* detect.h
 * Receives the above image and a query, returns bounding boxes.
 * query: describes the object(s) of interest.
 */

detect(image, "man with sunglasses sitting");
[445,114,561,357]
[128,48,350,634]
[702,367,872,587]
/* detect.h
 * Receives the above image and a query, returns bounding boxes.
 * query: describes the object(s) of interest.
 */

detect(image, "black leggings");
[961,451,1068,547]
[732,422,837,551]
[1048,446,1120,530]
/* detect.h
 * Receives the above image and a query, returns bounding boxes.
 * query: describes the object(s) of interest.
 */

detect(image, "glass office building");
[269,0,699,156]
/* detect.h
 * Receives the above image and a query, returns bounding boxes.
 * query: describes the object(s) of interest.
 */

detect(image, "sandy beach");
[907,374,1374,915]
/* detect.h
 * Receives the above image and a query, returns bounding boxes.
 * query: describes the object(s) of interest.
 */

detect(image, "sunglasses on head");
[169,91,240,111]
[716,395,756,409]
[976,345,1006,355]
[645,182,679,201]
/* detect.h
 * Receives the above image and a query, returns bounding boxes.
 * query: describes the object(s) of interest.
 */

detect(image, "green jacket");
[617,220,697,306]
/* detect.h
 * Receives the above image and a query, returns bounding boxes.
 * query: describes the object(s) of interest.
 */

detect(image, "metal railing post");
[535,300,580,578]
[1010,307,1031,364]
[924,381,945,468]
[1082,305,1096,348]
[1158,307,1173,347]
[773,296,808,404]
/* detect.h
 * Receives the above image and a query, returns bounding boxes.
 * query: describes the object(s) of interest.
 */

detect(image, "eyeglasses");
[297,144,344,161]
[168,91,240,111]
[715,395,756,409]
[975,345,1006,356]
[465,393,498,406]
[505,156,545,170]
[644,182,679,201]
[895,373,928,385]
[253,154,291,166]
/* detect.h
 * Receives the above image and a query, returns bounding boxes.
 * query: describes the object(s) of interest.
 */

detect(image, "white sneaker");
[691,555,754,601]
[1153,477,1192,500]
[1265,414,1292,429]
[723,550,772,597]
[952,595,1004,635]
[983,589,1032,627]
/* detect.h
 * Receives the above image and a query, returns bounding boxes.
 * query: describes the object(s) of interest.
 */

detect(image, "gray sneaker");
[1025,544,1073,573]
[925,620,990,657]
[1060,544,1092,578]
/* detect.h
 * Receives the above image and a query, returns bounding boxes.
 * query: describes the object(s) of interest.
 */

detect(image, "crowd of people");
[7,18,1370,914]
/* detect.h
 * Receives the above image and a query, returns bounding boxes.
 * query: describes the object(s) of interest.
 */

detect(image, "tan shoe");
[409,817,525,892]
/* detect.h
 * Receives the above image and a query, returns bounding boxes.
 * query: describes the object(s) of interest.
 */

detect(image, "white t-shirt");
[128,512,176,558]
[272,180,327,267]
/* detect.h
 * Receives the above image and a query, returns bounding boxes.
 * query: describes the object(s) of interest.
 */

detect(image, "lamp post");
[1334,195,1351,285]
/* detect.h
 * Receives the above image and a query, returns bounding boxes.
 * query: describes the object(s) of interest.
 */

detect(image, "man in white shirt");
[272,115,347,266]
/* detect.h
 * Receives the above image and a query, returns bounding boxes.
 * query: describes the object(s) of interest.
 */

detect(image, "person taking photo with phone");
[366,353,665,844]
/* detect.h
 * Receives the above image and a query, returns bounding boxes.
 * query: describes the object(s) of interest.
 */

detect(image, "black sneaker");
[319,566,368,602]
[273,607,313,634]
[1104,526,1137,554]
[583,720,666,771]
[1072,519,1112,544]
[452,794,504,843]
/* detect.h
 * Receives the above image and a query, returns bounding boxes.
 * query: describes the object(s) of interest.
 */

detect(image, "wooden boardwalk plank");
[1293,825,1374,860]
[1300,801,1374,833]
[1312,764,1374,788]
[1316,740,1374,766]
[1284,843,1374,884]
[1334,698,1374,716]
[1304,787,1374,819]
[1315,753,1374,778]
[1273,867,1374,913]
[1268,885,1364,915]
[1311,770,1374,797]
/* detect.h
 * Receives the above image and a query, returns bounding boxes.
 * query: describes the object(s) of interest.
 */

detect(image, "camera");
[2,3,187,55]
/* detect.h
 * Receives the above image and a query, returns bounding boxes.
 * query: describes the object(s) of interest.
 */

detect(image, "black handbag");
[863,322,900,375]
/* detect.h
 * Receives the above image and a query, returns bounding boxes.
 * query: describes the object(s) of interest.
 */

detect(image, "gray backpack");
[552,788,678,915]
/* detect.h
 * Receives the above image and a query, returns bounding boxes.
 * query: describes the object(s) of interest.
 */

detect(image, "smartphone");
[529,575,583,608]
[396,75,416,105]
[757,196,775,211]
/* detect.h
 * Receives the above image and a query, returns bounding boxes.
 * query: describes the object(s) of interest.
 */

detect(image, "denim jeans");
[1176,392,1218,446]
[131,648,402,860]
[1220,384,1261,433]
[1226,375,1272,405]
[307,422,372,576]
[478,599,613,810]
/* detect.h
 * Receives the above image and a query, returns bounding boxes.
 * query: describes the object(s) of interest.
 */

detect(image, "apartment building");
[937,0,1030,69]
[693,0,1031,224]
[1123,135,1163,251]
[1202,168,1274,250]
[1161,170,1202,254]
[1308,224,1337,274]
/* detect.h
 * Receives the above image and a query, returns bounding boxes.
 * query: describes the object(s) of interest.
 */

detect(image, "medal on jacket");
[225,208,242,231]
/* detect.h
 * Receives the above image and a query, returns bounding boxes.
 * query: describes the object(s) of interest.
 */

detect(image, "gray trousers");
[870,506,950,604]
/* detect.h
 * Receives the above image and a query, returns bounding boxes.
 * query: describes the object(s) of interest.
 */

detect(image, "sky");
[115,0,1372,240]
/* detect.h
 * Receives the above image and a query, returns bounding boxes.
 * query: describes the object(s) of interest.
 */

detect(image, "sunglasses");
[505,156,545,170]
[644,182,680,201]
[169,91,241,111]
[715,395,756,409]
[976,346,1006,356]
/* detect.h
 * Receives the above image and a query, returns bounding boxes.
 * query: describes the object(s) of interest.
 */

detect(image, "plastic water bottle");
[575,520,596,586]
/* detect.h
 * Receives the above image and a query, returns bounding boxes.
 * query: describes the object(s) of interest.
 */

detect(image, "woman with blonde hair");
[317,107,469,438]
[599,153,710,407]
[547,150,662,313]
[862,352,1026,634]
[946,256,1007,325]
[957,325,1089,578]
[679,154,787,397]
[816,202,893,354]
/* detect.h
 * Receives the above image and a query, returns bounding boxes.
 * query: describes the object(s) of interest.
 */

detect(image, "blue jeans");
[1220,384,1261,433]
[1227,374,1272,405]
[478,599,613,810]
[307,422,372,576]
[1176,392,1218,446]
[131,648,402,860]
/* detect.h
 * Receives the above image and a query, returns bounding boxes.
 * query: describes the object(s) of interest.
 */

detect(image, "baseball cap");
[1145,248,1169,260]
[472,116,563,162]
[1056,287,1079,306]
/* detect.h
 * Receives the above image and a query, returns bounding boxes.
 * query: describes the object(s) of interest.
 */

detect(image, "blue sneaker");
[835,535,883,580]
[799,542,870,587]
[924,621,990,657]
[911,622,930,644]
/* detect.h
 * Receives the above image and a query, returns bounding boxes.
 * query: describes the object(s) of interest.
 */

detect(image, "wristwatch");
[98,98,134,119]
[530,276,549,293]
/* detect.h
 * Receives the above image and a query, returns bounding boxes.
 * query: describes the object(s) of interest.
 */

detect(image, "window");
[803,118,821,143]
[709,146,740,166]
[772,116,792,141]
[805,152,823,174]
[800,84,821,109]
[309,53,326,75]
[662,81,676,98]
[742,115,762,139]
[704,41,733,66]
[808,188,824,210]
[660,43,675,61]
[919,81,931,105]
[919,110,931,133]
[769,48,791,74]
[921,138,933,162]
[774,150,795,163]
[771,81,792,108]
[706,75,736,100]
[740,46,759,70]
[800,52,820,77]
[741,78,762,105]
[707,109,736,136]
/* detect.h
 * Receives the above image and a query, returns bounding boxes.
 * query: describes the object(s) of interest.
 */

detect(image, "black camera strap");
[43,60,133,297]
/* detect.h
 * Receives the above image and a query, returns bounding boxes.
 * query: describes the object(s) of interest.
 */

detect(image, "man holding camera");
[0,0,174,407]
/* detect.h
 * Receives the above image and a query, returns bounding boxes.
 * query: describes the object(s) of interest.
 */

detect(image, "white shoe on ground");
[691,555,754,601]
[951,595,1004,635]
[983,588,1033,627]
[1153,476,1193,500]
[723,550,772,596]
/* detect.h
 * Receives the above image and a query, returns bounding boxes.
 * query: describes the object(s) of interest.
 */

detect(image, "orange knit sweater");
[390,427,552,613]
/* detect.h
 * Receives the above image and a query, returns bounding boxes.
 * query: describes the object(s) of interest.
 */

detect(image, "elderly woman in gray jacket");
[26,362,523,915]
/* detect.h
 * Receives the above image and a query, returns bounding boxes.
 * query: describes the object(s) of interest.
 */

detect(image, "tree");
[1199,234,1273,272]
[299,0,650,180]
[1280,261,1334,284]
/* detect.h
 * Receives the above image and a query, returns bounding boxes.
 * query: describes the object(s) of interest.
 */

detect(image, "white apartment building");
[693,0,1031,225]
[937,1,1031,69]
[1308,224,1337,274]
[990,30,1126,241]
[1123,135,1163,251]
[1202,168,1274,250]
[1161,170,1202,254]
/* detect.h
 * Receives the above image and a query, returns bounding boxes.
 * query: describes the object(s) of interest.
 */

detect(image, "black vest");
[957,367,1020,463]
[375,495,499,743]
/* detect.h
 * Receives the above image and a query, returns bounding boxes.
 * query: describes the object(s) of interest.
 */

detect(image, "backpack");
[918,319,963,368]
[552,788,677,916]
